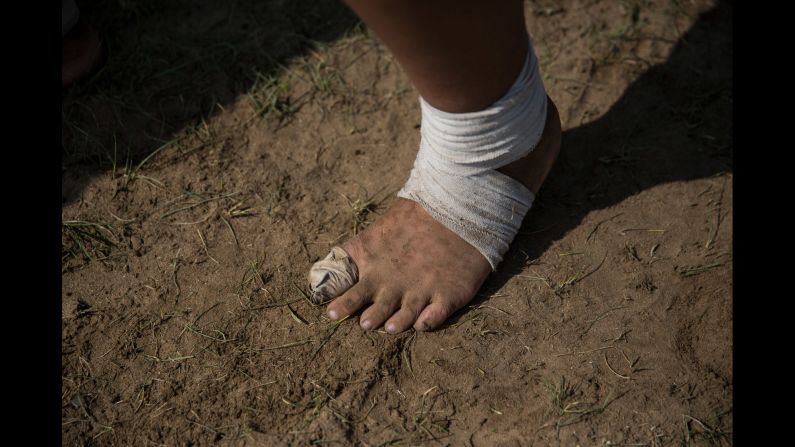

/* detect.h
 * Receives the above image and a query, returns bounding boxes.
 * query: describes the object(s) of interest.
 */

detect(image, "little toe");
[414,296,466,331]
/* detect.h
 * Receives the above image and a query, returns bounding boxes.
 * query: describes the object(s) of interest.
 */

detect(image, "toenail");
[385,323,396,333]
[420,321,432,331]
[361,319,372,330]
[328,309,338,320]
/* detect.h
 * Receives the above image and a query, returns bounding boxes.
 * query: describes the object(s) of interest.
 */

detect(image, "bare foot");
[327,97,562,333]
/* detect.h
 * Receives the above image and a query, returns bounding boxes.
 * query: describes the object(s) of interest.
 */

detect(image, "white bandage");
[397,39,548,270]
[307,246,358,304]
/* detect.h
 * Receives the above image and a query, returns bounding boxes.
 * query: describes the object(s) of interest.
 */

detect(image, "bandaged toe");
[307,246,358,304]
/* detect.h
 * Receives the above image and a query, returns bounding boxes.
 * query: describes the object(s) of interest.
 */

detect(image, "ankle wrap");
[397,38,548,269]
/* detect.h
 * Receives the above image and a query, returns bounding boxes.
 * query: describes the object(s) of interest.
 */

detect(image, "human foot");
[326,97,561,333]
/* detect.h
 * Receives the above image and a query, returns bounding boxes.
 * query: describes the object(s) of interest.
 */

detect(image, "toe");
[385,296,429,334]
[327,281,372,320]
[414,295,467,331]
[359,289,402,331]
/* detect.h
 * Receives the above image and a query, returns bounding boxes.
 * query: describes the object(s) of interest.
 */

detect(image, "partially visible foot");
[62,18,103,87]
[327,96,562,333]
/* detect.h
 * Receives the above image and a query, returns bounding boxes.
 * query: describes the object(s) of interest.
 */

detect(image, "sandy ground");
[62,0,732,445]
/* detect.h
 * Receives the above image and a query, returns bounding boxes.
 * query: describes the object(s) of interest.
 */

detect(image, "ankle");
[496,96,562,194]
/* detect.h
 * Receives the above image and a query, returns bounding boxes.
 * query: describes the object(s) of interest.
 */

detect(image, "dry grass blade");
[619,228,666,236]
[286,303,309,325]
[239,254,265,295]
[310,316,350,360]
[220,215,240,249]
[604,352,631,380]
[340,185,389,235]
[555,345,615,357]
[62,220,121,265]
[544,376,579,413]
[475,304,513,316]
[228,200,257,218]
[159,192,238,220]
[196,228,219,264]
[679,262,724,277]
[586,213,623,242]
[258,339,311,352]
[706,176,728,249]
[583,306,628,335]
[401,332,416,377]
[558,250,608,290]
[248,297,304,310]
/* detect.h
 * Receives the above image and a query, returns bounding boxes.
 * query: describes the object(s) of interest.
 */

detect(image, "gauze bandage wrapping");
[397,39,548,270]
[307,246,358,304]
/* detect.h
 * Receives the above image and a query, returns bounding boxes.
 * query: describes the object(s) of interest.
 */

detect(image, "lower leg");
[342,0,528,113]
[343,0,560,193]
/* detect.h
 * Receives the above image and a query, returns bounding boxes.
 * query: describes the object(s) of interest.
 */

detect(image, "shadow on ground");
[466,0,732,312]
[62,0,360,203]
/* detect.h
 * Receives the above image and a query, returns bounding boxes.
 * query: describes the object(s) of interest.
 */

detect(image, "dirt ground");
[62,0,732,445]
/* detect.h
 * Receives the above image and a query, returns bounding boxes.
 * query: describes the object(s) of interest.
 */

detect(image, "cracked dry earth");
[62,0,732,445]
